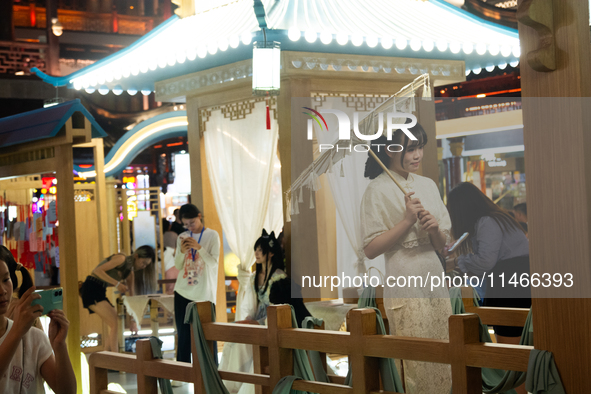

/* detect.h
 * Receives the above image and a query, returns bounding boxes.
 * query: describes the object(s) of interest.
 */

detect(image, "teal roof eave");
[429,0,519,38]
[52,103,109,139]
[75,110,187,175]
[31,15,181,87]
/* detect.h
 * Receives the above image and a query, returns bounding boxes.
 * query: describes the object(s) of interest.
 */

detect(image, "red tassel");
[266,105,271,130]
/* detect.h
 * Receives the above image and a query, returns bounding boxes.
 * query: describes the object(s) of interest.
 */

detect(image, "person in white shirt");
[173,204,220,366]
[0,253,76,394]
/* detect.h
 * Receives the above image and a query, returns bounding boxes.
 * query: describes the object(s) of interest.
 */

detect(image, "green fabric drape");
[343,287,405,393]
[288,306,316,394]
[525,350,566,394]
[272,376,302,394]
[449,287,543,394]
[148,336,174,394]
[185,303,231,394]
[302,316,331,383]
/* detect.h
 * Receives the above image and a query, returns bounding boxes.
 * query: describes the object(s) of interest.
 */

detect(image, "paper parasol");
[287,73,431,219]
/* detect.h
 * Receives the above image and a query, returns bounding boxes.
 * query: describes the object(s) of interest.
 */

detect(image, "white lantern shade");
[252,41,281,96]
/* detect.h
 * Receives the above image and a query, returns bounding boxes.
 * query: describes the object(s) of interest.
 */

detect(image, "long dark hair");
[363,122,428,179]
[254,230,284,297]
[0,245,34,298]
[130,245,156,295]
[447,182,525,255]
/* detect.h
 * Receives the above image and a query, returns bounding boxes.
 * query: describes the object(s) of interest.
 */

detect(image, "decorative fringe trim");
[309,189,315,209]
[285,194,292,222]
[298,187,304,203]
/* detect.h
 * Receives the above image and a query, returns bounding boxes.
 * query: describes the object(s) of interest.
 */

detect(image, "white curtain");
[203,99,279,321]
[311,97,386,294]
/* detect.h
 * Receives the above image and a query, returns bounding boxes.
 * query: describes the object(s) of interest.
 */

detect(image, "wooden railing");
[461,286,530,328]
[89,300,533,394]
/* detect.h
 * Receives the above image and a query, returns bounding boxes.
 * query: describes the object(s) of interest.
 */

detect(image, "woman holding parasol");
[360,122,452,393]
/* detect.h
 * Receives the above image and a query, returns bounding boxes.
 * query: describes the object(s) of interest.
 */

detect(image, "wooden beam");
[55,144,82,394]
[91,138,110,260]
[518,0,591,391]
[0,157,57,179]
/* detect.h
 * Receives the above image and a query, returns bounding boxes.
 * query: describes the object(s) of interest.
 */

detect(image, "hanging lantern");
[252,40,281,96]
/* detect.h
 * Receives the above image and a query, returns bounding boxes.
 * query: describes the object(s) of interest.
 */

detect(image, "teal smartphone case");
[31,288,63,315]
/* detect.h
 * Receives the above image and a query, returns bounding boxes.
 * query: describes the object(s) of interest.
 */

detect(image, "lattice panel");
[199,97,277,133]
[0,41,47,74]
[310,93,390,111]
[0,148,55,168]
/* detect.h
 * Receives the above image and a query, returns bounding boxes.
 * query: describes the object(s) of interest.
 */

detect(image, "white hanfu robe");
[361,170,452,394]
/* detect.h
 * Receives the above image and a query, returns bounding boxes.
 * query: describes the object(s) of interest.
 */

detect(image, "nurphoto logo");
[303,107,418,152]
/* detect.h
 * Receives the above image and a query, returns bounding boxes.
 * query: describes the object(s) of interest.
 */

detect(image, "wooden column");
[278,78,319,295]
[55,144,82,394]
[518,0,591,391]
[186,96,204,211]
[417,93,439,185]
[78,138,110,260]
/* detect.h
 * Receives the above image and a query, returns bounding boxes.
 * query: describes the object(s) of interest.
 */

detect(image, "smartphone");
[447,232,469,253]
[31,288,63,315]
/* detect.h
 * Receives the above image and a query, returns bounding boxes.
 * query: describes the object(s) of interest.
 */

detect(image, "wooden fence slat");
[136,340,158,394]
[465,306,529,327]
[449,314,482,394]
[202,323,269,346]
[291,380,354,394]
[267,305,294,390]
[364,336,450,364]
[348,309,380,394]
[465,343,533,371]
[279,329,351,353]
[218,371,271,386]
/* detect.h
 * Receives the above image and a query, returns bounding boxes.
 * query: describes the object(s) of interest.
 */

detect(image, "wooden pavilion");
[25,0,591,391]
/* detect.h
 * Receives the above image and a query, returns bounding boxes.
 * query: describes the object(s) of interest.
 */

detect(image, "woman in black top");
[79,245,155,352]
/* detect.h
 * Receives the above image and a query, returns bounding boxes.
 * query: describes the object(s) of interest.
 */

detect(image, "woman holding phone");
[0,250,76,393]
[172,204,220,373]
[444,183,530,344]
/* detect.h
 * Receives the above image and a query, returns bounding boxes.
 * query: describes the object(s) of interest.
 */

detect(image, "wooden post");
[136,340,158,394]
[267,305,294,390]
[55,144,83,393]
[117,297,125,353]
[92,138,110,260]
[313,320,328,374]
[278,78,318,291]
[253,345,270,394]
[120,190,131,255]
[89,359,108,394]
[106,178,119,254]
[348,309,380,394]
[150,299,159,338]
[449,314,481,394]
[518,0,591,391]
[417,93,439,185]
